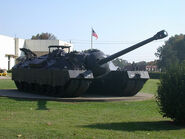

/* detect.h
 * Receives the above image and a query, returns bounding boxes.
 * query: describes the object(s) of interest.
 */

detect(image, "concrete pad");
[0,76,11,79]
[0,89,154,102]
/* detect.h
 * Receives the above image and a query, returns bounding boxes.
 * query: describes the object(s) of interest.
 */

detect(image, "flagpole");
[91,28,93,49]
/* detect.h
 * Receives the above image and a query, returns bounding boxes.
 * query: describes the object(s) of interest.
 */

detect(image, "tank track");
[86,71,148,96]
[14,80,90,97]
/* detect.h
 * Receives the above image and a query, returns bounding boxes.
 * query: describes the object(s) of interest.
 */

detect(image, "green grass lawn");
[0,79,185,138]
[140,79,160,95]
[0,80,16,89]
[7,72,12,77]
[0,98,185,139]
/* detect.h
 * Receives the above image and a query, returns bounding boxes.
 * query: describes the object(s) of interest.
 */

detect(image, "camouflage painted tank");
[12,30,167,97]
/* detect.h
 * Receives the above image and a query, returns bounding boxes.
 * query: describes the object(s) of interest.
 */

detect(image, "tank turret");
[84,30,167,77]
[12,30,167,97]
[86,30,167,96]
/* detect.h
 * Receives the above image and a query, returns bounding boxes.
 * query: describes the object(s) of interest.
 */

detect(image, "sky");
[0,0,185,62]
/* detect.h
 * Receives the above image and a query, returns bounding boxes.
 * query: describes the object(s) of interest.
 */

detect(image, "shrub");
[7,69,12,73]
[149,72,161,79]
[156,63,185,123]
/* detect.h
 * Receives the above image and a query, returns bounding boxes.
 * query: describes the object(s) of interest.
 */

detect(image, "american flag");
[92,29,98,39]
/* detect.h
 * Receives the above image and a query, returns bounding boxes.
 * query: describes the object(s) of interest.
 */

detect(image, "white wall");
[25,40,59,52]
[17,38,26,56]
[26,40,73,52]
[59,40,73,52]
[0,35,16,69]
[0,35,73,70]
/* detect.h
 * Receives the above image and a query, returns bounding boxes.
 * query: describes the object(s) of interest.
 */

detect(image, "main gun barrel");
[97,30,168,65]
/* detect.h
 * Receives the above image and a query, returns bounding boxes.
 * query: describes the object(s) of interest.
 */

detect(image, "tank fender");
[127,71,149,79]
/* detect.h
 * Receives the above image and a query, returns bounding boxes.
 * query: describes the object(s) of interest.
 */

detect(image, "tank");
[12,30,167,97]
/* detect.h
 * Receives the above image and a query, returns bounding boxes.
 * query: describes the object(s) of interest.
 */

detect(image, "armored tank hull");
[12,30,167,97]
[12,46,94,97]
[86,70,149,96]
[85,30,167,96]
[12,68,92,97]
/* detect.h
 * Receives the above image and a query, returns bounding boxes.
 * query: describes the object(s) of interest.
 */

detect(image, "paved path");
[0,89,154,102]
[0,76,11,79]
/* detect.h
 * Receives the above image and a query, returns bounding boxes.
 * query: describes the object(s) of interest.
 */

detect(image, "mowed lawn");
[0,79,185,139]
[0,79,16,89]
[140,79,160,95]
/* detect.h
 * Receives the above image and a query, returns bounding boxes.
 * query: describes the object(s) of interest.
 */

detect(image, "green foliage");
[155,34,185,71]
[131,61,147,70]
[112,58,129,69]
[7,69,12,73]
[156,63,185,122]
[112,58,147,70]
[31,32,57,40]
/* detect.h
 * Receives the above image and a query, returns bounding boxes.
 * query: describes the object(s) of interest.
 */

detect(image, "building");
[0,34,73,70]
[146,65,158,72]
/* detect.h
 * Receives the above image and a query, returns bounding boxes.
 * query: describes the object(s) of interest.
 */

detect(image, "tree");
[112,58,147,70]
[155,34,185,71]
[112,58,129,69]
[135,61,147,70]
[147,60,157,66]
[156,62,185,123]
[31,32,57,40]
